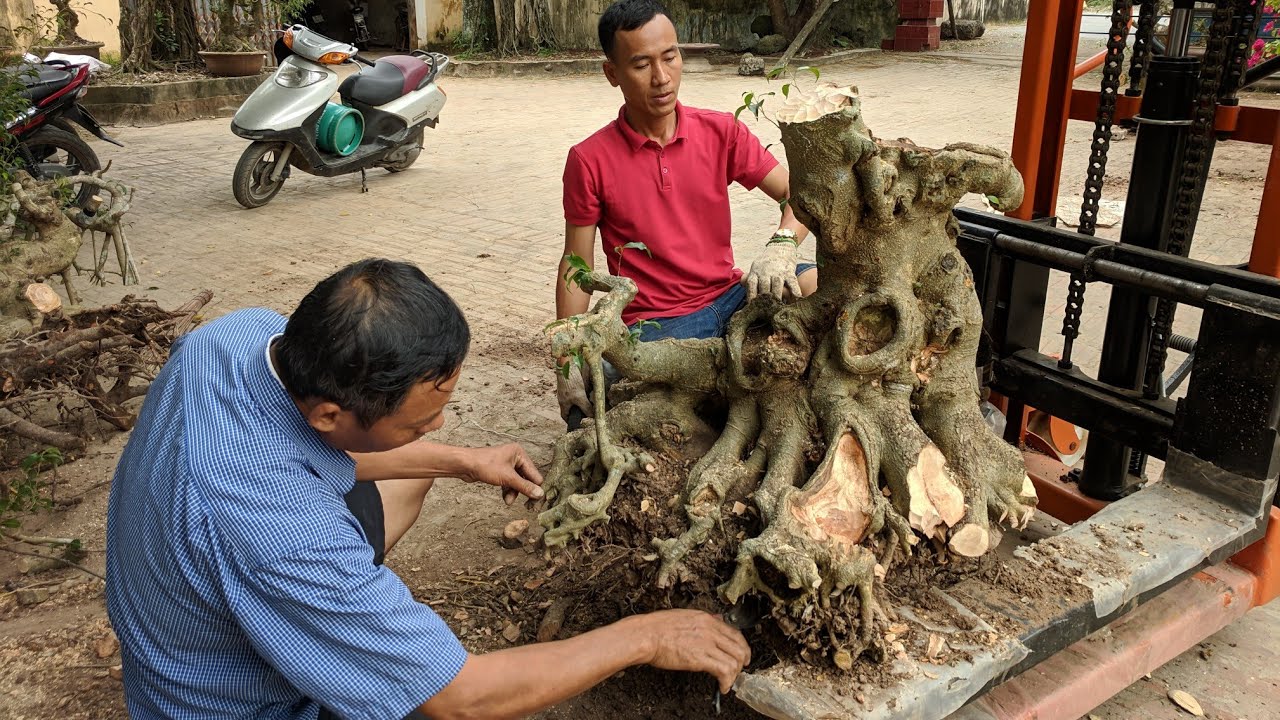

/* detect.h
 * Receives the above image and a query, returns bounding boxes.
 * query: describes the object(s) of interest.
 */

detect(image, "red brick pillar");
[883,0,943,52]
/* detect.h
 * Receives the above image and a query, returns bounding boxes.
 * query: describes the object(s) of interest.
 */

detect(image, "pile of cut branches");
[0,164,208,462]
[0,291,211,457]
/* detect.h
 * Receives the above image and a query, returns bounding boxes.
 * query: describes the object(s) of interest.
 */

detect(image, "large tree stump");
[537,85,1036,664]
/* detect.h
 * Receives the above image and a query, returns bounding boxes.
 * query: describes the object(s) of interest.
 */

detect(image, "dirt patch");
[948,530,1125,638]
[94,67,213,86]
[0,441,121,719]
[0,610,125,720]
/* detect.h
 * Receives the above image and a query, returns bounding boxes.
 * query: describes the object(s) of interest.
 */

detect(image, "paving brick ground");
[79,43,1278,382]
[36,32,1280,719]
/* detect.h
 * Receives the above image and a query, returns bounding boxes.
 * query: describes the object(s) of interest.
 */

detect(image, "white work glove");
[555,364,591,425]
[743,238,801,300]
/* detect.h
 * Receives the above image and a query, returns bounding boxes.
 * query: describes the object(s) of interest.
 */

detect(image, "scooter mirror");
[273,36,291,65]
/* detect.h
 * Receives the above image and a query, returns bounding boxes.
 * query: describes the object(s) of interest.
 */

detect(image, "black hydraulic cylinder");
[1080,56,1200,500]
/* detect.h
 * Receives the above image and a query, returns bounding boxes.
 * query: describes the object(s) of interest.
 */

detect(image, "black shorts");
[316,483,428,720]
[343,480,387,566]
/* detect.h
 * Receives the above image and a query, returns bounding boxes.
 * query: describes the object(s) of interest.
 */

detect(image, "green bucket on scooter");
[317,102,364,156]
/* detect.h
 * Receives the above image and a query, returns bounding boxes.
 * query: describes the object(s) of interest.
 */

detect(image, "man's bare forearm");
[421,616,654,720]
[351,441,473,482]
[557,223,598,323]
[759,165,810,245]
[555,256,592,320]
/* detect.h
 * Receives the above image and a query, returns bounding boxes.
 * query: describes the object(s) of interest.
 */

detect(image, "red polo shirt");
[563,103,779,324]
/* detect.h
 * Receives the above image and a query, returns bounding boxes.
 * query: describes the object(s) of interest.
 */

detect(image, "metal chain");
[1143,1,1236,399]
[1166,0,1234,259]
[1060,0,1133,369]
[1077,0,1133,238]
[1058,274,1086,367]
[1127,0,1159,96]
[1220,0,1265,101]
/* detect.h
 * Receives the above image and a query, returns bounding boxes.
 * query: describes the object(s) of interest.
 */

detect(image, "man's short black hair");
[598,0,670,59]
[275,258,470,427]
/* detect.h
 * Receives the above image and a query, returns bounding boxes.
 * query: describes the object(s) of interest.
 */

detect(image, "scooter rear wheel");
[383,128,424,173]
[233,141,290,209]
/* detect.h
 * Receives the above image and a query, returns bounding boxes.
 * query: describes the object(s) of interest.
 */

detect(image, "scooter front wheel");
[233,141,290,209]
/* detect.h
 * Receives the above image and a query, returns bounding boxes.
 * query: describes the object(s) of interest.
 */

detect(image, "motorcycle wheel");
[24,126,101,208]
[233,141,290,209]
[383,128,424,173]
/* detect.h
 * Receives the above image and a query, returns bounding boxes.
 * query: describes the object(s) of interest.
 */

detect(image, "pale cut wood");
[948,524,989,557]
[24,282,62,314]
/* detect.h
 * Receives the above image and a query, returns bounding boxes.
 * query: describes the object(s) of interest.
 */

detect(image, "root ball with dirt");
[535,85,1038,669]
[0,291,212,459]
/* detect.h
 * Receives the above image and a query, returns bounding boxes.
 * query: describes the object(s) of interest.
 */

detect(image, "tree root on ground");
[2,170,140,338]
[0,291,212,457]
[537,86,1037,668]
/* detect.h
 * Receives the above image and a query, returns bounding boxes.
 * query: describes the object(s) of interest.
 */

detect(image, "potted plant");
[201,0,308,77]
[34,0,105,59]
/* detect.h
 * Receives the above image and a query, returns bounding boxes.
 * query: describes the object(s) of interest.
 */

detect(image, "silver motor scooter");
[230,25,449,208]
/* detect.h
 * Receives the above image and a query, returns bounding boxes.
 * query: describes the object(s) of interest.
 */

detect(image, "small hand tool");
[714,596,767,715]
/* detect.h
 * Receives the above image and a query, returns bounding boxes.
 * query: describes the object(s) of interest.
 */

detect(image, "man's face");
[311,370,460,454]
[604,14,682,123]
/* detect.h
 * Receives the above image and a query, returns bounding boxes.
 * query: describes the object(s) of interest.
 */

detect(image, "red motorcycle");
[2,59,121,203]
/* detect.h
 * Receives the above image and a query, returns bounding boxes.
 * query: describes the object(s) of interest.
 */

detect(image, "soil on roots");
[415,435,1108,692]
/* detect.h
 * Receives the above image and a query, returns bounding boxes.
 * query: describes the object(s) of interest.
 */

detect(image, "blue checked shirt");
[105,309,467,719]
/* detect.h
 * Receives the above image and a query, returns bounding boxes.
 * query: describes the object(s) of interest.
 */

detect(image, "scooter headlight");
[275,64,327,88]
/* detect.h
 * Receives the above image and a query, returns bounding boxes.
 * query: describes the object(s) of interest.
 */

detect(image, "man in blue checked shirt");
[105,258,750,720]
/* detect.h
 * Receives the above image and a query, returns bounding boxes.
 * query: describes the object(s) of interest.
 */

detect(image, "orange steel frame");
[1006,0,1280,607]
[1013,0,1280,269]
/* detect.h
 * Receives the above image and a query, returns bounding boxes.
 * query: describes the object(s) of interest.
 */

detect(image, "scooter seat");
[339,55,437,107]
[1,63,75,103]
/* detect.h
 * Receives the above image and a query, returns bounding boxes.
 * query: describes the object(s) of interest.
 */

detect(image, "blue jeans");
[631,263,818,342]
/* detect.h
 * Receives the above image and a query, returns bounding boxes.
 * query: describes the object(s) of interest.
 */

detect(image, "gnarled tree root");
[538,85,1038,668]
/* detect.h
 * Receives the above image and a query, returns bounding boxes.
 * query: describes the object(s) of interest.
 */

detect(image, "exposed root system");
[535,86,1038,669]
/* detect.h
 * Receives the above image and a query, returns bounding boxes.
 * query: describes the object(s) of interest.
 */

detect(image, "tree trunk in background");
[168,0,202,60]
[776,0,839,68]
[495,0,556,54]
[462,0,497,49]
[50,0,86,44]
[493,0,518,54]
[766,0,819,40]
[516,0,556,50]
[120,0,201,73]
[120,0,159,72]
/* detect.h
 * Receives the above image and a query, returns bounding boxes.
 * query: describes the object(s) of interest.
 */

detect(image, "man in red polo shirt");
[555,0,816,425]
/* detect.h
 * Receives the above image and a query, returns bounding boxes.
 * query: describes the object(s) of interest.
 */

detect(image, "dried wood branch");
[0,292,213,462]
[0,407,86,449]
